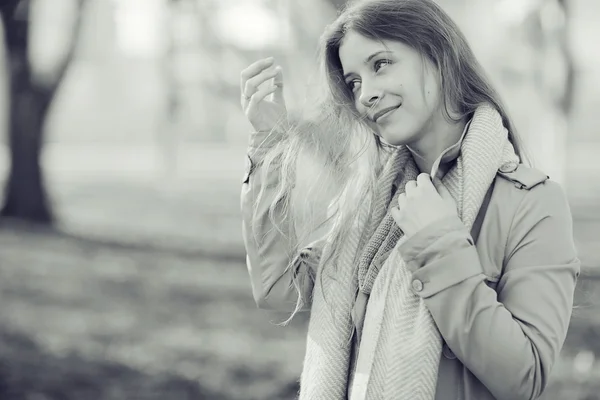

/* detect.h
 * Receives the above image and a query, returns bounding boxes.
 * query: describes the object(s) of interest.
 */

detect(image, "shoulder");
[493,162,573,234]
[486,163,576,272]
[495,161,549,191]
[495,162,568,208]
[492,162,548,214]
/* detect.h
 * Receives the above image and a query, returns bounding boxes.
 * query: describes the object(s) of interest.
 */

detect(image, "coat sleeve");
[241,130,323,312]
[397,180,580,400]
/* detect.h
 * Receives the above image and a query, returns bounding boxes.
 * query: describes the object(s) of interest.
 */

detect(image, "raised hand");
[240,57,287,133]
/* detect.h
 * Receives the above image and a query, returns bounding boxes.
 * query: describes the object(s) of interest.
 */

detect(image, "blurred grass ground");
[0,227,307,400]
[0,144,599,399]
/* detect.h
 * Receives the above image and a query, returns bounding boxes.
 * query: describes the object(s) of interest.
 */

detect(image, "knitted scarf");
[299,104,520,399]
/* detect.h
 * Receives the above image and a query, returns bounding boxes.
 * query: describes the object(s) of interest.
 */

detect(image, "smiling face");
[338,31,444,146]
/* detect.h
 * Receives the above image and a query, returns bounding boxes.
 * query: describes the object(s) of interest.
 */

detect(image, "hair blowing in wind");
[251,0,528,321]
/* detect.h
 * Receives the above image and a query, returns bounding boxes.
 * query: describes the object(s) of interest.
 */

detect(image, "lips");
[373,105,400,123]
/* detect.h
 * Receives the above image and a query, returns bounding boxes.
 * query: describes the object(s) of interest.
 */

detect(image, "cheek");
[413,83,438,114]
[421,74,442,109]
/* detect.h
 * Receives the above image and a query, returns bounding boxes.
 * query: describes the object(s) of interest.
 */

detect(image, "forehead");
[338,31,414,73]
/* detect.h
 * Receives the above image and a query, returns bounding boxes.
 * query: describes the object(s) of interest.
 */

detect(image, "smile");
[374,106,400,123]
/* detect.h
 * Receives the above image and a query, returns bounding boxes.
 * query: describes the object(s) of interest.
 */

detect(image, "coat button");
[443,343,457,359]
[499,161,518,173]
[411,279,423,292]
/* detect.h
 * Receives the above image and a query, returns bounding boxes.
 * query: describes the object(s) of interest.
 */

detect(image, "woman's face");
[338,31,443,146]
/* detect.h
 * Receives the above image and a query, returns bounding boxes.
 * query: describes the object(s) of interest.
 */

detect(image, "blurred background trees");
[0,0,84,223]
[0,0,591,226]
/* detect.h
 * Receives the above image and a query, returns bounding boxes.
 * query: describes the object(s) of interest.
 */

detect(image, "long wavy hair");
[251,0,528,322]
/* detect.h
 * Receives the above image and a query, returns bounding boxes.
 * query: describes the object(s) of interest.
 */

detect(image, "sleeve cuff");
[411,245,484,298]
[244,130,285,185]
[248,129,285,159]
[396,215,484,298]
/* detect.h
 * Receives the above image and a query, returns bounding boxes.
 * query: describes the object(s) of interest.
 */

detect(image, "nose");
[358,81,380,108]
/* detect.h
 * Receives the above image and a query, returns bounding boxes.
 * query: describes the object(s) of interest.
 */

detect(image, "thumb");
[272,66,285,106]
[432,178,451,198]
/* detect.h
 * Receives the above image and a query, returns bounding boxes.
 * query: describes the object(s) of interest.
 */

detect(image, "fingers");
[248,83,278,108]
[240,57,274,88]
[242,63,280,99]
[432,177,445,191]
[416,173,432,187]
[271,67,285,105]
[397,192,407,209]
[432,177,452,199]
[404,180,417,195]
[404,173,432,196]
[244,66,280,99]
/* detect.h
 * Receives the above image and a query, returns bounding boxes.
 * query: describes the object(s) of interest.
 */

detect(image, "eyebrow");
[343,50,392,81]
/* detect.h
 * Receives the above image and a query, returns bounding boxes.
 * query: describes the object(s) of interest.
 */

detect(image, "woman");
[239,1,580,399]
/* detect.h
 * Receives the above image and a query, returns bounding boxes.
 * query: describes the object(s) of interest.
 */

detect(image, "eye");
[374,59,391,72]
[346,78,361,93]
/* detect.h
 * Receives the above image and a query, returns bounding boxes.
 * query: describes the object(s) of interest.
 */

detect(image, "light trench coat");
[240,130,580,400]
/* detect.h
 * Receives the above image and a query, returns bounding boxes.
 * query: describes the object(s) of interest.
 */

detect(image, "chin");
[379,128,417,147]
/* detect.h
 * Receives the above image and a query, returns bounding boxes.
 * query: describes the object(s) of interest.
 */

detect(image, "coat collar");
[407,119,472,181]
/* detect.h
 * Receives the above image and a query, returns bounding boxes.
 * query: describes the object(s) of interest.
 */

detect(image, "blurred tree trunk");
[556,0,575,116]
[528,0,575,186]
[0,0,84,223]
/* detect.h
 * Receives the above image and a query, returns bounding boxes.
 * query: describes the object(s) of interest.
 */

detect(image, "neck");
[407,117,467,174]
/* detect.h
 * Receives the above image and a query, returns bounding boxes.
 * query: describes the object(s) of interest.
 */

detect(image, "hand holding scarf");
[391,174,459,239]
